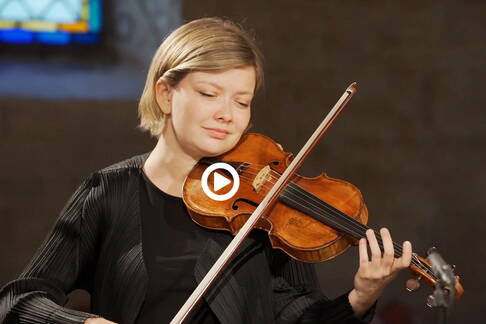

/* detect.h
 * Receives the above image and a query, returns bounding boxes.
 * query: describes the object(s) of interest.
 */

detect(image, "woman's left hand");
[348,227,413,317]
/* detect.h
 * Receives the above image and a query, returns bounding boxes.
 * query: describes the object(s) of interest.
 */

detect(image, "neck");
[143,124,201,197]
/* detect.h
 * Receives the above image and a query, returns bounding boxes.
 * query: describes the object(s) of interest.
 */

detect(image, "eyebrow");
[196,81,254,96]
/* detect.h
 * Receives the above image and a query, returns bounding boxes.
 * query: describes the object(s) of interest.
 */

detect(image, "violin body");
[183,133,368,262]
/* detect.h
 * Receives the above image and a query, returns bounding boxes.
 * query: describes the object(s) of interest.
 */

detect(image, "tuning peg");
[427,294,435,307]
[405,276,421,292]
[427,246,437,255]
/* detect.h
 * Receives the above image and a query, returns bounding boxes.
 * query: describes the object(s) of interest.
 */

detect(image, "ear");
[155,79,173,114]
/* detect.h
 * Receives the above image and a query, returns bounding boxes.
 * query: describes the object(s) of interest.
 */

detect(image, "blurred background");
[1,1,485,323]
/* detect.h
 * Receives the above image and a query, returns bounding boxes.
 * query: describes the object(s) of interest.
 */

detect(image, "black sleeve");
[0,172,104,324]
[270,251,375,324]
[298,292,376,324]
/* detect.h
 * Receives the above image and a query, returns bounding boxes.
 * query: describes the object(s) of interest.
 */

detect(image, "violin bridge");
[253,165,272,194]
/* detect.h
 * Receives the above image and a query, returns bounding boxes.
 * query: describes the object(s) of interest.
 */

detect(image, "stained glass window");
[0,0,102,45]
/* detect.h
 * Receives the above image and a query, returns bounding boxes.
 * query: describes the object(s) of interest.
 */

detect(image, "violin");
[173,83,464,323]
[184,132,464,295]
[185,132,368,263]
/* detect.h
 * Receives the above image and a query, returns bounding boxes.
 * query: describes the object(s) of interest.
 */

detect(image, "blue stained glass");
[88,0,102,32]
[72,32,99,44]
[0,0,102,45]
[0,0,80,22]
[1,1,30,21]
[37,31,71,45]
[43,1,78,23]
[0,29,33,43]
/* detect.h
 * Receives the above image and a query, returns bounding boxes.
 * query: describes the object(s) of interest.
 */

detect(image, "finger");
[393,241,413,271]
[366,229,382,264]
[400,241,413,268]
[380,228,395,269]
[359,237,369,264]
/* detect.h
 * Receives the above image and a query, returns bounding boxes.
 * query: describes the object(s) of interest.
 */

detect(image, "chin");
[202,146,229,157]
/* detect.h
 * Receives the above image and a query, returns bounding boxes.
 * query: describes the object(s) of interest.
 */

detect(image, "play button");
[201,162,240,201]
[213,172,231,191]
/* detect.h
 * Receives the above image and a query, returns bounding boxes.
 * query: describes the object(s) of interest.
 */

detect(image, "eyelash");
[199,91,249,108]
[199,92,215,97]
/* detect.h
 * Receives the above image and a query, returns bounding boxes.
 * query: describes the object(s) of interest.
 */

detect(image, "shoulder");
[86,152,150,187]
[99,152,150,173]
[75,152,150,208]
[72,153,150,221]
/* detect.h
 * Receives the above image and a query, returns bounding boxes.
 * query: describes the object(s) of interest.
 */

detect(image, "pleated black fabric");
[0,152,375,324]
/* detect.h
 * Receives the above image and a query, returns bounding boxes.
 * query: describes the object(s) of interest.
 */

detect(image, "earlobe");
[155,79,172,114]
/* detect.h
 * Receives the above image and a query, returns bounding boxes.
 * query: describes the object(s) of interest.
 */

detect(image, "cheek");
[172,95,203,129]
[236,110,251,131]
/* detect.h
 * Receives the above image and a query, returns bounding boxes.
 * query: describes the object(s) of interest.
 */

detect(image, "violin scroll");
[406,248,463,306]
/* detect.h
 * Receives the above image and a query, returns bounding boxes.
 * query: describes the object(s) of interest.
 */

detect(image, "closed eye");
[237,102,250,107]
[199,91,215,97]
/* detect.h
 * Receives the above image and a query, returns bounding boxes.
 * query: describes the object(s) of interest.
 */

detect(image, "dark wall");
[1,1,485,323]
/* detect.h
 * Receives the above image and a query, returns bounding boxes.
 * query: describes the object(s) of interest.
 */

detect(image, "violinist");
[0,17,412,324]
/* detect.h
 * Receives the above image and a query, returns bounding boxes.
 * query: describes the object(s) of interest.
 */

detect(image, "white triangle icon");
[213,172,231,192]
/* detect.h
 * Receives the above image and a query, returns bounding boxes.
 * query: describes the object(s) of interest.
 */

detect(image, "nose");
[214,98,233,122]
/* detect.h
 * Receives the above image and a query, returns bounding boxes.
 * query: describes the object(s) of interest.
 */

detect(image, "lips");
[203,127,229,139]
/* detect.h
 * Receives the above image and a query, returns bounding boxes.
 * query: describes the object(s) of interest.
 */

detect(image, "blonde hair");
[138,17,264,138]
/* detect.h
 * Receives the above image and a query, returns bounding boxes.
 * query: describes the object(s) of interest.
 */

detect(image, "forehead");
[184,67,256,95]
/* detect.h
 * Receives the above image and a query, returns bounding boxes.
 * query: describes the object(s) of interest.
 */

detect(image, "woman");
[0,17,412,324]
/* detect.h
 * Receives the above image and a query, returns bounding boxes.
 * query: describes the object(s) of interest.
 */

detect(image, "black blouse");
[0,153,374,324]
[137,169,220,323]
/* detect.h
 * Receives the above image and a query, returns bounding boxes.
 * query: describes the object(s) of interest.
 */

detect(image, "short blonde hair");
[138,17,264,138]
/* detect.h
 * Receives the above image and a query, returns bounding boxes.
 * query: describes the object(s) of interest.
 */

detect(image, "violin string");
[284,184,426,266]
[279,183,436,278]
[237,167,425,266]
[231,174,432,279]
[238,164,404,252]
[250,166,434,278]
[235,170,434,278]
[237,166,381,240]
[239,169,404,255]
[234,164,434,277]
